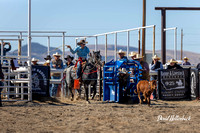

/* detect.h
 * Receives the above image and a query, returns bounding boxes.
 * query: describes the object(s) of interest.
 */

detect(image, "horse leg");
[84,84,90,104]
[91,82,97,100]
[69,85,74,101]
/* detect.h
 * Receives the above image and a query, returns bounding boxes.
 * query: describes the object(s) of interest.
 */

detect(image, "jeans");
[50,76,60,97]
[77,61,81,79]
[0,81,4,102]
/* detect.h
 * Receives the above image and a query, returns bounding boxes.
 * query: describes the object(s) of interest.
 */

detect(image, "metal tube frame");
[164,27,177,60]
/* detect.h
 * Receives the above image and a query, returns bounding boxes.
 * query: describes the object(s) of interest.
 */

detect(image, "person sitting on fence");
[118,49,128,61]
[64,55,74,68]
[150,55,163,99]
[182,57,191,65]
[0,63,5,107]
[50,52,63,97]
[129,52,137,60]
[67,39,90,79]
[43,55,52,66]
[134,54,149,80]
[31,58,39,65]
[167,59,182,69]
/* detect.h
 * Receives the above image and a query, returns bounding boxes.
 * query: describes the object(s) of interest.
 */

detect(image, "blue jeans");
[77,61,81,79]
[50,76,60,97]
[0,81,4,96]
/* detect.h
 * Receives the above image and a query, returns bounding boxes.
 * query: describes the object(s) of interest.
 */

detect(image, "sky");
[1,0,200,56]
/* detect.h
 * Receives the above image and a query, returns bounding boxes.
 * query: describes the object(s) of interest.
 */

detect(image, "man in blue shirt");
[118,49,128,62]
[67,39,90,79]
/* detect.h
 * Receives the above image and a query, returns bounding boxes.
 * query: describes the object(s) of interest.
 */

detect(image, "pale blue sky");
[1,0,200,55]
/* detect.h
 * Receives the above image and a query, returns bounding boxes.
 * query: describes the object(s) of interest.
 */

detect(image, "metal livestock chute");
[103,60,143,103]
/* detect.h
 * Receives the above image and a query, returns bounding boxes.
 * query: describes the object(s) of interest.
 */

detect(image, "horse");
[65,51,102,103]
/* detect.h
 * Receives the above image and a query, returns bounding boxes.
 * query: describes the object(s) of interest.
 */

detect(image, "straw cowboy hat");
[183,57,189,60]
[169,59,178,64]
[44,55,52,60]
[31,58,39,62]
[64,55,74,61]
[129,52,137,57]
[77,39,88,45]
[117,49,126,54]
[53,52,61,57]
[120,68,127,74]
[152,55,161,60]
[134,54,143,60]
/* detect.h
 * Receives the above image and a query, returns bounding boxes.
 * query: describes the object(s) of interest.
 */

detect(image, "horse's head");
[92,50,102,66]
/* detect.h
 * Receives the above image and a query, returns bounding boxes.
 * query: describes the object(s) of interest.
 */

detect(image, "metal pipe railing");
[164,27,177,60]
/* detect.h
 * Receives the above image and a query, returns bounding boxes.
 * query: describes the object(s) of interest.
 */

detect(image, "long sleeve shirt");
[151,61,163,71]
[70,46,90,59]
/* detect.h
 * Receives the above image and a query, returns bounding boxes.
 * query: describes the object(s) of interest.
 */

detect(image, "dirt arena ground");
[0,98,200,133]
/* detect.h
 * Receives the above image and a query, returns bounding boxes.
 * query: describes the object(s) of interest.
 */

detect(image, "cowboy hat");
[117,49,126,54]
[120,68,127,74]
[152,55,161,60]
[44,55,52,60]
[53,52,61,57]
[169,59,178,63]
[183,57,189,60]
[31,58,39,62]
[77,39,88,45]
[129,52,137,57]
[64,55,74,61]
[134,54,143,60]
[45,60,50,64]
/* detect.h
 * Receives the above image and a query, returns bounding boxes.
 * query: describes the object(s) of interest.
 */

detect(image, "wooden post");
[138,29,141,54]
[142,0,146,59]
[181,29,183,60]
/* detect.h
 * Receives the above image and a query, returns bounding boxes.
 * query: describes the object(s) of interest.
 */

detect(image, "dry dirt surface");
[0,99,200,133]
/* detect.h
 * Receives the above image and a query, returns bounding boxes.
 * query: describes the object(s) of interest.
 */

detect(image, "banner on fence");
[158,69,190,100]
[32,65,50,97]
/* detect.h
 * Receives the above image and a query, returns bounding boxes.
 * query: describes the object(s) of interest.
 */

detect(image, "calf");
[134,80,157,106]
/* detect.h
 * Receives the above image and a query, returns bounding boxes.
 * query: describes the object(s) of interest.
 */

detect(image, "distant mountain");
[8,42,62,61]
[7,42,200,65]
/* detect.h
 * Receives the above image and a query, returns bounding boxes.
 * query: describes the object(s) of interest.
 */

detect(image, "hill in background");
[7,42,200,65]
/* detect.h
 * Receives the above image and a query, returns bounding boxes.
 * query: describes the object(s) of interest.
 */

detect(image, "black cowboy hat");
[77,39,88,45]
[44,55,52,60]
[64,55,74,60]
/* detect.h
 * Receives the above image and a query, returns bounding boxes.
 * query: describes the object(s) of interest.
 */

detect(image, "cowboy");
[150,55,163,100]
[64,55,74,68]
[151,55,163,71]
[43,55,52,66]
[129,52,137,60]
[67,39,90,79]
[50,52,63,97]
[182,57,191,65]
[167,59,182,69]
[118,49,128,61]
[0,63,4,107]
[134,54,149,80]
[31,58,39,65]
[51,52,63,69]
